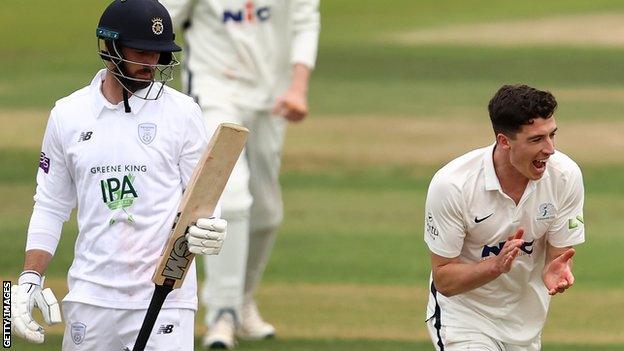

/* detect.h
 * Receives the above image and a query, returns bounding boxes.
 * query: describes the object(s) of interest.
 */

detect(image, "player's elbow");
[431,253,466,297]
[433,280,460,297]
[432,272,461,297]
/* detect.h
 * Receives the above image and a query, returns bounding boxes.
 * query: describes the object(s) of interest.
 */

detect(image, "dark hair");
[488,84,557,137]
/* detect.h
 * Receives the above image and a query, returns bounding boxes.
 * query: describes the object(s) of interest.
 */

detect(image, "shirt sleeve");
[161,0,196,30]
[26,109,77,254]
[424,173,467,258]
[547,164,585,247]
[290,0,320,69]
[179,102,208,189]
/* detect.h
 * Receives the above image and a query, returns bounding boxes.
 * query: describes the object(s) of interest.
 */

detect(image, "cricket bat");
[131,123,248,351]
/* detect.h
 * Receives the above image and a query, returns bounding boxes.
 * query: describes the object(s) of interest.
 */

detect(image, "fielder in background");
[10,1,227,350]
[424,84,585,351]
[162,0,320,348]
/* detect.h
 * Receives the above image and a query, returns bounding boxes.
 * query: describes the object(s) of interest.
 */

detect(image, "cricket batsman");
[11,1,228,349]
[161,0,320,348]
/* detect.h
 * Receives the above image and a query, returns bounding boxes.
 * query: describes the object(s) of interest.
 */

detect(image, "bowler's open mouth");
[532,158,547,172]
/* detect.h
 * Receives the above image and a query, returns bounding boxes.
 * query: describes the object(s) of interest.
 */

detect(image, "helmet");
[96,0,181,101]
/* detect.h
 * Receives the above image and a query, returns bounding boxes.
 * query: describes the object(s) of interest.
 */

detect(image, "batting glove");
[186,217,227,255]
[11,270,62,344]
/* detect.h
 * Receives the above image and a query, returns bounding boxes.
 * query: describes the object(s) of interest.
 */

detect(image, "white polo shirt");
[162,0,320,110]
[26,69,211,310]
[424,144,585,344]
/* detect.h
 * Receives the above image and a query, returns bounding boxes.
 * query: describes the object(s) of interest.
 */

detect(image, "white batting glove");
[185,217,227,255]
[11,271,62,344]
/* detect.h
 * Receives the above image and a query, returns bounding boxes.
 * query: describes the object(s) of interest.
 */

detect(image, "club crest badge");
[152,17,163,35]
[71,322,87,345]
[537,202,555,220]
[138,123,157,145]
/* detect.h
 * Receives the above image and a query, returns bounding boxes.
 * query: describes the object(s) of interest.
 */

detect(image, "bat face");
[153,123,248,288]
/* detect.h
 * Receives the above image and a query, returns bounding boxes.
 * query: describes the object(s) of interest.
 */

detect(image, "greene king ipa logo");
[100,174,138,224]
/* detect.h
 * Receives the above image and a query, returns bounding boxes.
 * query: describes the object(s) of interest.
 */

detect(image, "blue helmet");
[97,0,181,55]
[96,0,181,101]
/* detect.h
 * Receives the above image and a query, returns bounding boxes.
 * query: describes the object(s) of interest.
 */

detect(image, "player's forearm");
[289,63,312,95]
[545,245,573,267]
[433,259,501,297]
[23,249,53,275]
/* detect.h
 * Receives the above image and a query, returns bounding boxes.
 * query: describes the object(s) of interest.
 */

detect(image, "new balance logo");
[78,131,93,142]
[156,324,174,334]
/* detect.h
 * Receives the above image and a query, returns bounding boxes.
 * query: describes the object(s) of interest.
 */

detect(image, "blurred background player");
[424,84,585,350]
[162,0,320,349]
[10,1,227,350]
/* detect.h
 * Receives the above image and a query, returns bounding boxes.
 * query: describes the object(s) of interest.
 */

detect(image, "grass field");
[2,0,624,350]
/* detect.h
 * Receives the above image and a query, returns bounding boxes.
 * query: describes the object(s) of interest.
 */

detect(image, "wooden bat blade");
[152,123,248,288]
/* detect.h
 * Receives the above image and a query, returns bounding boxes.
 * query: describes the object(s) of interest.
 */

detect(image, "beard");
[117,64,154,92]
[119,75,152,92]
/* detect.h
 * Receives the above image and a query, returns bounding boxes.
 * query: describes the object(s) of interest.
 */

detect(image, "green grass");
[320,0,624,47]
[0,148,38,184]
[8,336,624,351]
[311,45,624,118]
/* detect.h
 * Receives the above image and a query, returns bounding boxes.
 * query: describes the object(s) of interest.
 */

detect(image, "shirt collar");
[483,143,500,191]
[91,69,155,118]
[482,142,549,192]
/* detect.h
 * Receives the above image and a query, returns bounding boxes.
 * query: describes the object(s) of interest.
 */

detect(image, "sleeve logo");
[568,214,584,229]
[426,212,439,238]
[39,152,50,174]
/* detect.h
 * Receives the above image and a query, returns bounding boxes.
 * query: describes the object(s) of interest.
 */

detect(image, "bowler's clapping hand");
[543,248,575,295]
[491,228,525,274]
[185,217,227,255]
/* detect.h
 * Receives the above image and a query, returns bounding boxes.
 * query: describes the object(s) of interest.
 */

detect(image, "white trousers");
[61,302,195,351]
[200,102,286,325]
[426,318,541,351]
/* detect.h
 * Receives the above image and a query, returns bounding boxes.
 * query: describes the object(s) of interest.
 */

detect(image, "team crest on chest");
[71,322,87,345]
[537,202,555,220]
[138,123,157,145]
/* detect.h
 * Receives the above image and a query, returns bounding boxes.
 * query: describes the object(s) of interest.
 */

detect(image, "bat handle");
[132,282,174,351]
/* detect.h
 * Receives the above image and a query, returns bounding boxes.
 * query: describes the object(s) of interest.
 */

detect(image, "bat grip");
[131,281,175,351]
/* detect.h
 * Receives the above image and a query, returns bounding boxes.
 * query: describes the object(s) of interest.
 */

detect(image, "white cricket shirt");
[162,0,320,109]
[424,144,585,344]
[27,69,211,310]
